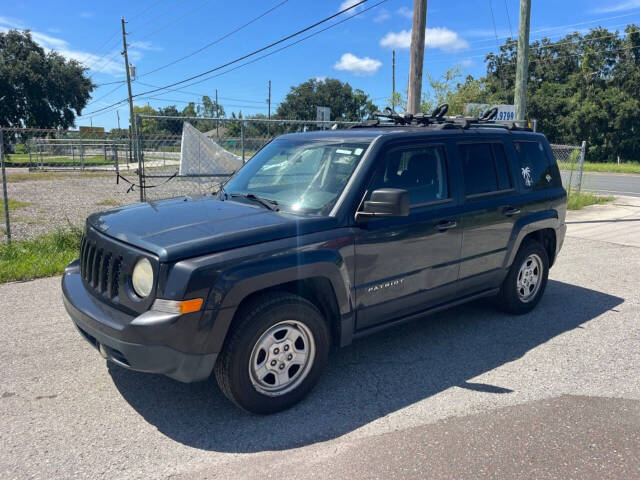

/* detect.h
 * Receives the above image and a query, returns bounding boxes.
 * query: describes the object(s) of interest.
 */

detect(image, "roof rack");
[350,104,532,132]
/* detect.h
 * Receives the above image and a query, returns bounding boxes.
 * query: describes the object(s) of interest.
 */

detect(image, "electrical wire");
[504,0,514,38]
[137,0,290,78]
[83,0,375,115]
[134,0,215,41]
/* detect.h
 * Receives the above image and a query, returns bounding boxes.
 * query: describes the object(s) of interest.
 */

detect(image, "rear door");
[456,140,522,295]
[353,141,463,330]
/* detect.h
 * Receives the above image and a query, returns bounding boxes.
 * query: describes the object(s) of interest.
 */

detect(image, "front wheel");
[496,240,549,314]
[214,293,330,414]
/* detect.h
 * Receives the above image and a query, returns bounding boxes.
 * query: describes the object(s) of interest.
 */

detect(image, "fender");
[169,229,356,354]
[504,209,559,268]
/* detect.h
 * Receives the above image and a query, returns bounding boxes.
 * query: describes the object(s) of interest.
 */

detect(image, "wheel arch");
[505,211,560,268]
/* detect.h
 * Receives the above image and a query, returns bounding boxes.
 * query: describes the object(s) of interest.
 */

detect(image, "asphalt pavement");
[1,200,639,479]
[561,170,640,197]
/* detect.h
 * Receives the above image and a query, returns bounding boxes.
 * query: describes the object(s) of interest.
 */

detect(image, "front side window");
[368,145,449,205]
[224,138,370,214]
[459,142,512,196]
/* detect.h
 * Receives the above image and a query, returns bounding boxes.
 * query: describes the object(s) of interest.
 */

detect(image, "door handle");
[503,206,521,216]
[434,220,457,231]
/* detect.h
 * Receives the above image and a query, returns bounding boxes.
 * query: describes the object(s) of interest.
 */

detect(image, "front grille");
[80,234,122,299]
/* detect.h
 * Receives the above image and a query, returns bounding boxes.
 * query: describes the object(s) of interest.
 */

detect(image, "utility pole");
[514,0,531,122]
[215,88,219,138]
[392,50,396,111]
[267,80,271,136]
[121,16,143,202]
[116,110,121,130]
[406,0,427,114]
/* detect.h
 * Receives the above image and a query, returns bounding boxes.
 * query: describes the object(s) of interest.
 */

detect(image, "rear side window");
[514,141,558,190]
[459,143,512,196]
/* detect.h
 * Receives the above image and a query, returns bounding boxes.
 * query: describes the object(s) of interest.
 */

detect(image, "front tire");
[496,240,549,314]
[214,293,330,414]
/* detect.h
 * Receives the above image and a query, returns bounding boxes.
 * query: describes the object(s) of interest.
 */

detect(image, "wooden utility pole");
[215,89,219,137]
[267,80,271,136]
[392,50,396,111]
[121,16,143,201]
[406,0,427,114]
[514,0,531,121]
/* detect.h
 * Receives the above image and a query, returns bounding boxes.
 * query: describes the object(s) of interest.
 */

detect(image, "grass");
[0,228,81,283]
[6,172,111,183]
[558,161,640,174]
[567,191,614,210]
[6,154,114,166]
[0,198,32,212]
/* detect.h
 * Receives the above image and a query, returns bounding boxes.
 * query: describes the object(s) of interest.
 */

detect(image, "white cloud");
[396,6,413,18]
[79,12,94,19]
[380,27,469,52]
[339,0,362,11]
[334,53,382,75]
[314,76,327,82]
[0,16,138,76]
[590,0,640,13]
[373,9,391,23]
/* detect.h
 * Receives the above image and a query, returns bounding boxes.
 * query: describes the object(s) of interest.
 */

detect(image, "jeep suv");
[62,115,567,414]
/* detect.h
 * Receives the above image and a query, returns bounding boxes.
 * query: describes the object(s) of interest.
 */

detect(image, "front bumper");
[62,260,216,382]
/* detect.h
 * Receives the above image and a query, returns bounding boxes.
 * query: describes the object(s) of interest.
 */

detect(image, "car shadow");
[109,279,622,453]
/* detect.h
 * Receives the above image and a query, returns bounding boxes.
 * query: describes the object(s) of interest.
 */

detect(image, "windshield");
[223,138,370,214]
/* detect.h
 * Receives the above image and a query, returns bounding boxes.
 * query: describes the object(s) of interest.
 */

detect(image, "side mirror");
[356,188,410,220]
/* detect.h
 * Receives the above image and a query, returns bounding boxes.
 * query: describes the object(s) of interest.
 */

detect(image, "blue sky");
[2,0,640,130]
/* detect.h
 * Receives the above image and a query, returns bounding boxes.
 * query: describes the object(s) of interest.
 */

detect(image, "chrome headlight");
[132,258,154,298]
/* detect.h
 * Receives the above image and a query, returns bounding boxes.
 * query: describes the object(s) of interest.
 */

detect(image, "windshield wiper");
[229,193,279,211]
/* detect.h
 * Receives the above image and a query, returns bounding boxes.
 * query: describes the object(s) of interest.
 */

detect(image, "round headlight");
[132,258,154,298]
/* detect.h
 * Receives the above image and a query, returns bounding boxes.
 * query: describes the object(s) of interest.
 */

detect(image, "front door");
[354,143,463,330]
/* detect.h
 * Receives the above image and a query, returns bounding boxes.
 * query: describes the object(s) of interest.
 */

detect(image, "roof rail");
[350,104,532,132]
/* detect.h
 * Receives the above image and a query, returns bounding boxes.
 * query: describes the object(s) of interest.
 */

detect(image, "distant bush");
[14,143,26,154]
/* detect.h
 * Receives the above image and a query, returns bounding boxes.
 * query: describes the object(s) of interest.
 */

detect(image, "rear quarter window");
[514,141,561,190]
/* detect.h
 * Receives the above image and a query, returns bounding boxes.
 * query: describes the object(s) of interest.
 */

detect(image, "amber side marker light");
[152,298,204,314]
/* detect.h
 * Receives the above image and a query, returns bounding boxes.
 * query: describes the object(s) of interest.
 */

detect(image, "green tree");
[0,30,94,128]
[156,105,182,135]
[202,95,225,118]
[466,25,640,161]
[276,78,378,121]
[132,105,158,133]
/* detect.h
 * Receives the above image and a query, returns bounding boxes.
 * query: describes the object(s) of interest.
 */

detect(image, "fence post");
[241,120,246,163]
[0,129,11,245]
[135,115,145,202]
[577,140,586,192]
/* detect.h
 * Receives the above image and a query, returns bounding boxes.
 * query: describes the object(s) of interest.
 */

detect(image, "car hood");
[87,196,337,262]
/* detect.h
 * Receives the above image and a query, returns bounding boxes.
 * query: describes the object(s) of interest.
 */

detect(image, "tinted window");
[459,143,498,195]
[514,141,557,190]
[492,143,512,190]
[369,145,449,205]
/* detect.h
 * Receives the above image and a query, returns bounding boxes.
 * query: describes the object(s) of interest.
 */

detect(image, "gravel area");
[1,168,224,241]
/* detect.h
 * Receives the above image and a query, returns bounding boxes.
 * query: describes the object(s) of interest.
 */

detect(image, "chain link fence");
[1,120,586,245]
[137,115,358,201]
[550,141,587,193]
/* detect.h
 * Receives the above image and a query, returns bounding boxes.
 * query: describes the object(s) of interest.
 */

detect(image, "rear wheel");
[214,293,329,414]
[496,240,549,314]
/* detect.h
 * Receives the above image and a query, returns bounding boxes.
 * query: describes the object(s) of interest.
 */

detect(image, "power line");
[83,0,376,115]
[139,0,388,101]
[133,0,215,41]
[137,0,290,78]
[504,0,514,38]
[86,83,126,106]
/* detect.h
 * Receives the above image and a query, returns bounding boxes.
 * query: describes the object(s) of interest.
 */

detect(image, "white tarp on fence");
[179,122,242,176]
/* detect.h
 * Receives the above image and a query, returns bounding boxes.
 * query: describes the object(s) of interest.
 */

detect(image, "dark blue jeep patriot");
[62,114,567,414]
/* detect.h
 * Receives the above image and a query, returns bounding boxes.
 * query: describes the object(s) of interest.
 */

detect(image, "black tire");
[496,240,549,314]
[214,293,330,414]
